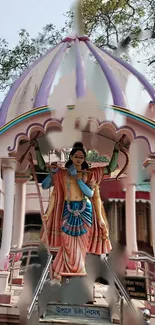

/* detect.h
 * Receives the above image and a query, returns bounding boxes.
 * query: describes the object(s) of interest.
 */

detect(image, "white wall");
[26,181,51,214]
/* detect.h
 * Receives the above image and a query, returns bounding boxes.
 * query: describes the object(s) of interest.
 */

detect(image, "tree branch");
[148,59,155,66]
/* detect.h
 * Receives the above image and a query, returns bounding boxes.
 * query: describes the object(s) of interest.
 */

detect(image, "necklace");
[66,171,87,216]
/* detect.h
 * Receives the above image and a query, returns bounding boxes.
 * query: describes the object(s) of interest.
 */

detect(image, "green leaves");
[87,150,109,162]
[0,25,63,96]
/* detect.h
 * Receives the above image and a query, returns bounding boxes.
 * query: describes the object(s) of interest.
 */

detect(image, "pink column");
[125,183,138,254]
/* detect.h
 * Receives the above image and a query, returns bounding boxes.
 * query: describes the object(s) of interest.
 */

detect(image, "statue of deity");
[33,140,124,278]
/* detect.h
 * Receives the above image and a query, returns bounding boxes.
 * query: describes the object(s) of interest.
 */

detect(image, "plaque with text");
[125,276,147,300]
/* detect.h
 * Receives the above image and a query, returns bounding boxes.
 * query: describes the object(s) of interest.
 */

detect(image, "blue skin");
[42,168,59,190]
[42,174,53,189]
[42,165,94,198]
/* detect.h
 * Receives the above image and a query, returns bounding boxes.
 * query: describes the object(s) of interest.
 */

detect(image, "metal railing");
[104,257,136,325]
[130,251,155,323]
[104,255,155,324]
[27,253,53,320]
[10,245,40,254]
[133,251,154,258]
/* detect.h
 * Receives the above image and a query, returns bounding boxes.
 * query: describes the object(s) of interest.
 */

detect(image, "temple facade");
[0,35,155,271]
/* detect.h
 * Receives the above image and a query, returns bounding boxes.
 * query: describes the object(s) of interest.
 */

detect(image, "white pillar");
[0,159,16,269]
[125,183,138,254]
[12,176,28,248]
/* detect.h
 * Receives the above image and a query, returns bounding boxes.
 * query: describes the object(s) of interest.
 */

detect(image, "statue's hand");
[46,162,58,171]
[42,214,48,222]
[30,139,38,149]
[98,219,106,229]
[68,165,77,177]
[114,140,125,151]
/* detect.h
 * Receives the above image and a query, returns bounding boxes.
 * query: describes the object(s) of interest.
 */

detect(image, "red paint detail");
[127,260,141,270]
[0,294,11,304]
[79,36,89,41]
[62,36,89,43]
[62,37,75,42]
[12,278,23,285]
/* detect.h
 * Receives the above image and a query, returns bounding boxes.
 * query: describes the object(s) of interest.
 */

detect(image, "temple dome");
[0,35,155,127]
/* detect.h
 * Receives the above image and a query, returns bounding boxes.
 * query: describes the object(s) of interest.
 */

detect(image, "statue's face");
[71,150,85,167]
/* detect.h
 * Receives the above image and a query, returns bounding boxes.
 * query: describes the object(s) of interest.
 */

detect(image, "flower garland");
[66,171,87,217]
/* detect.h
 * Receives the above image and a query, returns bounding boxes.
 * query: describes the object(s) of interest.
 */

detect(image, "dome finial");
[72,0,85,37]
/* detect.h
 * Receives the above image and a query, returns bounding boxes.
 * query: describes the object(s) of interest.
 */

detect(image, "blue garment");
[62,200,92,237]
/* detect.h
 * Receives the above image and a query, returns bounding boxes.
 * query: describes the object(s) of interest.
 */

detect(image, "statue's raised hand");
[68,165,77,177]
[114,140,125,151]
[30,139,38,149]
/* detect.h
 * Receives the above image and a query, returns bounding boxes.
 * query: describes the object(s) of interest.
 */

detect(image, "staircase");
[0,245,154,324]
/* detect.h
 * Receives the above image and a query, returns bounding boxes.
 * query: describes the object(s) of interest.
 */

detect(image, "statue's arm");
[104,139,125,175]
[93,185,106,229]
[104,149,119,175]
[43,189,56,220]
[42,174,53,190]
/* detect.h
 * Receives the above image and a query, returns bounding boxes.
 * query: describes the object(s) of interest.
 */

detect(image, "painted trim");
[112,106,155,128]
[0,106,51,135]
[0,105,155,135]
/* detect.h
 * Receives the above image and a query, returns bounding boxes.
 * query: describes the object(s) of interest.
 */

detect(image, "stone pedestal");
[61,275,94,304]
[46,302,110,320]
[0,271,9,293]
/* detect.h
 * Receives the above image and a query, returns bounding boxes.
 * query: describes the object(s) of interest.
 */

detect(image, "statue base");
[61,274,93,304]
[45,302,110,322]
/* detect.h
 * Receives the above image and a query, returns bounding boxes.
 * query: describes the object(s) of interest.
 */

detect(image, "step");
[46,303,110,320]
[40,315,111,325]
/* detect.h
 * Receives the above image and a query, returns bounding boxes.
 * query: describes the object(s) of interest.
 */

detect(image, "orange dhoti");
[53,229,90,276]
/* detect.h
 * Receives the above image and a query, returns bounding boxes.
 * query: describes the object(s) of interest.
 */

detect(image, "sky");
[0,0,73,47]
